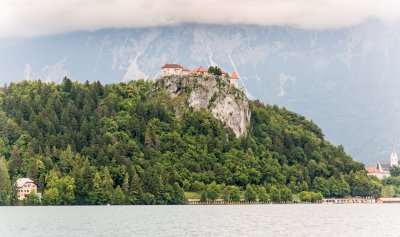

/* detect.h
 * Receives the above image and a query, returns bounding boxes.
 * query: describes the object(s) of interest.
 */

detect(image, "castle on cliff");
[161,64,239,88]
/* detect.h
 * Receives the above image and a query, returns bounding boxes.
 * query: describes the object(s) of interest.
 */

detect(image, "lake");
[1,204,400,236]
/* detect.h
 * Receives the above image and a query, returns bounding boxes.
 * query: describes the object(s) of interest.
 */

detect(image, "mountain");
[1,20,400,165]
[0,78,380,205]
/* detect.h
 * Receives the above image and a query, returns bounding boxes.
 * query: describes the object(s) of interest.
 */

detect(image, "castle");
[161,64,239,88]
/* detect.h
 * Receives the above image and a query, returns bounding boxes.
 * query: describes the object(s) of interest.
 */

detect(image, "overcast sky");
[1,0,400,38]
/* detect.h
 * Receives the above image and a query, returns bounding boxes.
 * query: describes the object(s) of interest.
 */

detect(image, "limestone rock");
[159,76,250,137]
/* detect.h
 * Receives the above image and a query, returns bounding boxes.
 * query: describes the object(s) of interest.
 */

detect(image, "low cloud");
[1,0,400,38]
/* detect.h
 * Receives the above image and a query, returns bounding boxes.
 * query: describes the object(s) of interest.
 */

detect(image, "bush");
[299,191,323,203]
[228,186,241,201]
[206,182,221,201]
[183,180,191,191]
[280,187,293,202]
[24,190,41,206]
[200,190,207,202]
[221,187,229,201]
[245,185,257,202]
[270,187,281,203]
[258,187,269,202]
[192,181,206,192]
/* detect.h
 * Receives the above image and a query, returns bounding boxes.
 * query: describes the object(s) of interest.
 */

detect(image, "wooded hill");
[0,78,381,205]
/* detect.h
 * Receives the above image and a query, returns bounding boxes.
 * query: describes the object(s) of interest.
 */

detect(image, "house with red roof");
[366,167,389,179]
[196,66,208,76]
[190,69,198,75]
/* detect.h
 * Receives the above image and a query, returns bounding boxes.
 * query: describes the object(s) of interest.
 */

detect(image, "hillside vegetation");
[0,78,381,205]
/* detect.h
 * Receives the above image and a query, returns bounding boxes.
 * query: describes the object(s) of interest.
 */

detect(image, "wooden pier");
[186,197,374,205]
[321,197,374,204]
[185,199,298,205]
[376,198,400,204]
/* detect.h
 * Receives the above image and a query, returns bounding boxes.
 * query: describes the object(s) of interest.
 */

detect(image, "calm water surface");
[1,204,400,237]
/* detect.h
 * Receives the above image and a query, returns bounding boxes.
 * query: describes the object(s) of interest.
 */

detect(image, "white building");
[367,143,399,179]
[366,167,390,179]
[390,145,398,167]
[15,178,38,200]
[161,64,189,77]
[230,73,239,88]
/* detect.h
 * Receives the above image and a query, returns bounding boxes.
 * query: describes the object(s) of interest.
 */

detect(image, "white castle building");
[161,64,190,77]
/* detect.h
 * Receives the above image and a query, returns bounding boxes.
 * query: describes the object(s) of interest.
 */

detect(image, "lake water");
[1,204,400,236]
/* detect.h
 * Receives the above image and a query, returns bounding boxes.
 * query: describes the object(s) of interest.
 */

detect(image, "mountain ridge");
[0,78,381,205]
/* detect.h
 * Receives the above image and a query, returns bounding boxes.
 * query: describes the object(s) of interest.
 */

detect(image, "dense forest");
[0,78,381,205]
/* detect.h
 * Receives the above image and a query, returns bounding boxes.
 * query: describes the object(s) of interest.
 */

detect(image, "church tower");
[390,142,398,167]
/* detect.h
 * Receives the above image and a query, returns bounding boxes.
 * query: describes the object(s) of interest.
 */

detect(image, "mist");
[1,0,400,38]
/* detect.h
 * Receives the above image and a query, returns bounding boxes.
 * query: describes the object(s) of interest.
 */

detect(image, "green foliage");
[383,177,400,186]
[112,186,126,205]
[173,183,185,204]
[206,181,220,201]
[192,181,205,192]
[42,188,61,205]
[42,171,75,205]
[0,79,381,205]
[208,66,222,76]
[258,187,269,202]
[381,185,396,198]
[298,191,323,203]
[244,184,257,202]
[390,166,400,177]
[200,190,207,202]
[0,157,11,205]
[280,187,293,202]
[221,186,229,201]
[381,177,400,198]
[347,171,381,197]
[24,190,41,206]
[269,187,281,203]
[228,186,241,201]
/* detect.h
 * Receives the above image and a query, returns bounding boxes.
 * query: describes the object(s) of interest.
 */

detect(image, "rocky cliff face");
[159,76,250,137]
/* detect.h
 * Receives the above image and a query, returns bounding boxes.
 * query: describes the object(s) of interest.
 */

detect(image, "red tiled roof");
[182,67,190,71]
[190,69,197,74]
[230,73,238,79]
[197,66,206,72]
[220,69,227,74]
[162,64,184,69]
[366,167,381,173]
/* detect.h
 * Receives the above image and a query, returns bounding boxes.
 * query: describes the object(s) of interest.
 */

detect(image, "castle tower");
[390,141,398,167]
[230,73,238,88]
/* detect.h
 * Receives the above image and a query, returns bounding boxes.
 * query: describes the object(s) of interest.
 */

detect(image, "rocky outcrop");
[159,76,250,137]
